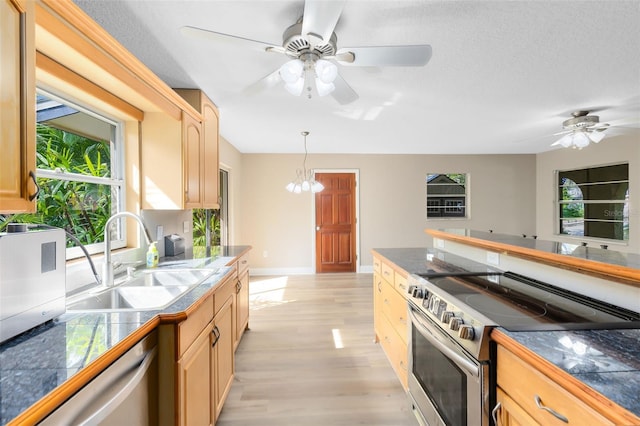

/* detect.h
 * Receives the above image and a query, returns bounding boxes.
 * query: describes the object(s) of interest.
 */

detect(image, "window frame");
[426,173,469,220]
[555,162,629,243]
[35,88,127,259]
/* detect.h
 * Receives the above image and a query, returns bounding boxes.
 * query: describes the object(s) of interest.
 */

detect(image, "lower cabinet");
[178,321,214,426]
[159,275,236,426]
[372,254,409,390]
[494,344,615,426]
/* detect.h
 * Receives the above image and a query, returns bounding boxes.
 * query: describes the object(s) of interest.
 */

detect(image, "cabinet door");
[0,0,36,213]
[213,296,234,422]
[235,269,250,346]
[201,99,219,208]
[495,388,539,426]
[373,271,384,342]
[183,112,202,209]
[178,322,213,426]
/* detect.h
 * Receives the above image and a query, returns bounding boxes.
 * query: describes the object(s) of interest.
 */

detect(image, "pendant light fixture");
[286,131,324,194]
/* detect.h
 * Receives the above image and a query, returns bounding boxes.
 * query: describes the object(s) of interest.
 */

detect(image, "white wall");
[221,150,537,274]
[536,131,640,253]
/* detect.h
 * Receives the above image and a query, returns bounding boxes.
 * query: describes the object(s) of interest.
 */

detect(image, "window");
[0,91,125,257]
[193,169,229,256]
[426,173,468,218]
[558,163,629,241]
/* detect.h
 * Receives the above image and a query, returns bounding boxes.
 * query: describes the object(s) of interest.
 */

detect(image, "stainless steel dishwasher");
[40,330,158,425]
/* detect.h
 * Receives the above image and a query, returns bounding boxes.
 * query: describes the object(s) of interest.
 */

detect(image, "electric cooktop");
[425,272,640,331]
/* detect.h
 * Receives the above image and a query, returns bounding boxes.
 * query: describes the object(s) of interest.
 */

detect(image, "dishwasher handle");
[72,345,158,426]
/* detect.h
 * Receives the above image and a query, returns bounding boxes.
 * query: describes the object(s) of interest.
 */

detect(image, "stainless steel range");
[406,250,640,426]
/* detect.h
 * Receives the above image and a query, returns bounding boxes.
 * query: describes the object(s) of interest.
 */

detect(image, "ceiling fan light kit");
[551,110,610,150]
[181,0,432,105]
[286,131,324,194]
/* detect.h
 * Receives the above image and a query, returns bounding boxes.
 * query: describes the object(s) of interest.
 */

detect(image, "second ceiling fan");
[181,0,432,105]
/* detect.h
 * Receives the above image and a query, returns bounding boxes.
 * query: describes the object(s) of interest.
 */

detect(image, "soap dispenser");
[146,241,159,268]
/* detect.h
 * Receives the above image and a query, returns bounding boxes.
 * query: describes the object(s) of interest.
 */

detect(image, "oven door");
[408,303,489,426]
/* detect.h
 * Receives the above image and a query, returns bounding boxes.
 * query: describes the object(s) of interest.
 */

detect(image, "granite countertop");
[0,246,250,425]
[372,247,640,419]
[498,328,640,417]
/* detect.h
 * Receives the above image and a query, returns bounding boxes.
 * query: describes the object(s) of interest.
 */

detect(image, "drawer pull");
[491,402,501,424]
[211,326,221,348]
[534,395,568,423]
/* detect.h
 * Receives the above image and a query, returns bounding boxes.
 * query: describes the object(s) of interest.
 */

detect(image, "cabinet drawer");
[177,294,214,358]
[497,345,615,426]
[380,279,408,344]
[236,253,249,276]
[380,262,394,284]
[373,256,382,274]
[394,272,408,298]
[214,275,235,314]
[378,313,408,390]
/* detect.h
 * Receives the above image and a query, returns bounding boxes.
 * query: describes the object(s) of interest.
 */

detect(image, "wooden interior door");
[315,173,356,273]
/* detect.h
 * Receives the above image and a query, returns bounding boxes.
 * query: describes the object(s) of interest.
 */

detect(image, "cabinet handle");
[28,171,40,201]
[534,395,568,423]
[236,279,242,294]
[491,402,501,424]
[211,326,221,348]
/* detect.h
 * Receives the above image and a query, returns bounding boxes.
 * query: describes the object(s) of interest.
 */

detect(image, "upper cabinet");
[0,0,37,213]
[176,89,220,210]
[140,90,220,210]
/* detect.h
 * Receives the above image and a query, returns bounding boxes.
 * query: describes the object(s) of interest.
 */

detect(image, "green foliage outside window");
[0,124,112,247]
[193,208,221,257]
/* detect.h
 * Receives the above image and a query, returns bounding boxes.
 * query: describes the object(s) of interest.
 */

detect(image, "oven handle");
[409,307,480,378]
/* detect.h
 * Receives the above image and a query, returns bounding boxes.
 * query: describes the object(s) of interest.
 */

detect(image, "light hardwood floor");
[217,273,417,426]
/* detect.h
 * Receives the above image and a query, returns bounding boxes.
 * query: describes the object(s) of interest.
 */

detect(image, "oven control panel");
[408,276,495,360]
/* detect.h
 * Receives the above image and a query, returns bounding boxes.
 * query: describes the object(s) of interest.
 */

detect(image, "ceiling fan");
[551,110,610,149]
[180,0,432,105]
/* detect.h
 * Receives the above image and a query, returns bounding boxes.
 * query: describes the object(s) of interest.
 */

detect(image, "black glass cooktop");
[416,249,503,277]
[425,272,640,331]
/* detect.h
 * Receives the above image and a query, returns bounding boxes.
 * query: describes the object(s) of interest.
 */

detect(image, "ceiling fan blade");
[336,45,432,67]
[242,68,282,95]
[301,0,346,44]
[331,73,359,105]
[180,26,284,53]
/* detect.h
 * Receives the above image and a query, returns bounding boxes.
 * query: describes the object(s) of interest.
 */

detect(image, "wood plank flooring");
[216,273,417,426]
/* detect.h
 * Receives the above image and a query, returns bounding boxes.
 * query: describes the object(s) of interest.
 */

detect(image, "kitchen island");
[372,245,640,424]
[0,246,250,426]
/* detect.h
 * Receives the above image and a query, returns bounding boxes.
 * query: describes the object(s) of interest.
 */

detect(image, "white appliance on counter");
[0,227,66,343]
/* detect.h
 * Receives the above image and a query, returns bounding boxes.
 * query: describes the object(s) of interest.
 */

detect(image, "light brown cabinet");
[175,89,220,209]
[234,253,250,348]
[160,274,236,425]
[177,318,214,426]
[372,254,409,390]
[141,90,219,210]
[494,343,616,426]
[0,0,36,213]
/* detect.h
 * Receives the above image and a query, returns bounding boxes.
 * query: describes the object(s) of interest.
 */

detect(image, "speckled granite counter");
[497,328,640,418]
[372,247,640,420]
[0,246,250,425]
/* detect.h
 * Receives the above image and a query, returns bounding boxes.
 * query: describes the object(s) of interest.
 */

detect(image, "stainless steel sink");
[66,268,217,312]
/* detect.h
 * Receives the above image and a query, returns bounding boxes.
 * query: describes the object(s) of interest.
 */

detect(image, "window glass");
[193,169,229,257]
[0,91,125,257]
[558,163,629,241]
[426,173,468,218]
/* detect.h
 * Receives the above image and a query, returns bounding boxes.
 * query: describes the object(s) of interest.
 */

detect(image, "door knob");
[316,226,320,231]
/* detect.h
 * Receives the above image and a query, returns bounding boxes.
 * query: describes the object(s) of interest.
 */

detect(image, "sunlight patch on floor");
[249,276,295,310]
[332,328,344,349]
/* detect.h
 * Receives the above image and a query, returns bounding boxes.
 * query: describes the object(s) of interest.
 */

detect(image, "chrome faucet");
[103,212,153,287]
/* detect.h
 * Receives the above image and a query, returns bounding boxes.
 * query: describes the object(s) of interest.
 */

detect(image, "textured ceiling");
[73,0,640,154]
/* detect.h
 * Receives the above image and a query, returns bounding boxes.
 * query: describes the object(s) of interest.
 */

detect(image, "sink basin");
[66,268,217,312]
